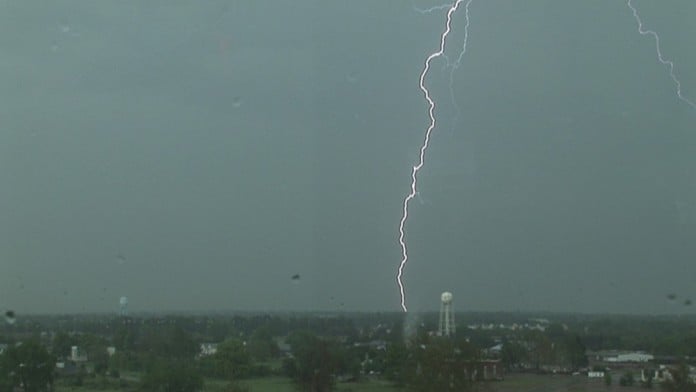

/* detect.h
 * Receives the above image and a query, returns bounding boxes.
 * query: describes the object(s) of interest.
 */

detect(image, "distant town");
[2,302,696,391]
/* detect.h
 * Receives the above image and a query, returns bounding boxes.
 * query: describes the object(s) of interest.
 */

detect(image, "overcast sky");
[1,1,696,315]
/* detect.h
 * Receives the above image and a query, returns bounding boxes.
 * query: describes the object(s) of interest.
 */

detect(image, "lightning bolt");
[414,0,475,136]
[447,0,474,132]
[397,0,467,312]
[627,0,696,109]
[412,1,453,15]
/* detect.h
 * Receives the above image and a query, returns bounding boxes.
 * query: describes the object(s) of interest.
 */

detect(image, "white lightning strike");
[413,0,475,130]
[627,0,696,109]
[397,0,466,312]
[413,2,453,15]
[448,0,474,129]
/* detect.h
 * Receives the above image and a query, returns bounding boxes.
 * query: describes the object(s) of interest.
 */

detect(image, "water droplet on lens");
[5,310,16,325]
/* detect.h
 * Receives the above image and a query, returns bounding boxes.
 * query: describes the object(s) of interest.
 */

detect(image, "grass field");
[205,377,398,392]
[54,375,398,392]
[54,373,651,392]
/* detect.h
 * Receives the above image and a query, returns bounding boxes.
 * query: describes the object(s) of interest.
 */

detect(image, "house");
[589,350,654,363]
[352,340,387,351]
[641,366,671,383]
[485,343,503,357]
[199,343,218,357]
[70,346,87,362]
[641,365,696,384]
[608,352,653,363]
[55,361,82,377]
[463,360,504,381]
[277,341,292,357]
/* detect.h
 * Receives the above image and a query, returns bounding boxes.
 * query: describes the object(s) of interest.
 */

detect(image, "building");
[485,343,503,357]
[70,346,88,362]
[199,343,218,357]
[463,360,504,381]
[590,350,654,363]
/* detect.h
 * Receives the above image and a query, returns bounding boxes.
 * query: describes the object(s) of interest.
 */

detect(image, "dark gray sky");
[1,1,695,314]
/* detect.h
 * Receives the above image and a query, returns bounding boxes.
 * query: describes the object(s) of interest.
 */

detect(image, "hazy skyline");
[2,1,696,314]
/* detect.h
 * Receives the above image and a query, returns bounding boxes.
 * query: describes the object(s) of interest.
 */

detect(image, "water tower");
[438,291,455,337]
[119,296,128,316]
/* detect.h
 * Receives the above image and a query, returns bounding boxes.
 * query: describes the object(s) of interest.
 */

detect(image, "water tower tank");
[441,291,453,304]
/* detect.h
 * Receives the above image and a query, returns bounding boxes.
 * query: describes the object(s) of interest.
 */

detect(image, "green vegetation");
[5,312,696,392]
[604,372,612,387]
[142,358,204,392]
[619,371,634,387]
[200,338,253,380]
[0,339,56,391]
[662,363,696,392]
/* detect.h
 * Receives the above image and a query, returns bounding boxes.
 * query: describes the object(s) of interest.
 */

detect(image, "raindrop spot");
[5,310,16,325]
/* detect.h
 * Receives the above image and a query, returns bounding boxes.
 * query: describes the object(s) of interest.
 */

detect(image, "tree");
[247,326,278,361]
[501,341,528,370]
[641,370,653,389]
[604,372,612,387]
[382,342,410,385]
[619,371,635,387]
[286,331,343,392]
[140,326,198,360]
[0,340,56,392]
[205,338,252,380]
[76,333,110,375]
[109,350,142,372]
[662,363,696,392]
[51,331,75,358]
[141,358,203,392]
[113,325,137,351]
[562,335,588,369]
[545,323,566,339]
[405,337,475,392]
[525,331,553,370]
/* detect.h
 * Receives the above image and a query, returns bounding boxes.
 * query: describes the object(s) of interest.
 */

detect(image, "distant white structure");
[199,343,218,357]
[606,352,654,363]
[119,296,128,316]
[438,291,455,337]
[590,350,654,363]
[70,346,87,362]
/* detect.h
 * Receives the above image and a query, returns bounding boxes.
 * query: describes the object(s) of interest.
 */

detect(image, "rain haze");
[1,1,696,315]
